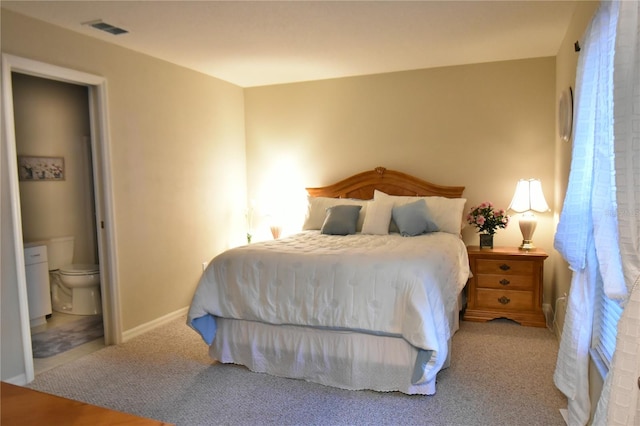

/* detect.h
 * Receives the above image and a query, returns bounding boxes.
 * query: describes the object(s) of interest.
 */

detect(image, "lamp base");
[518,213,538,251]
[519,240,536,251]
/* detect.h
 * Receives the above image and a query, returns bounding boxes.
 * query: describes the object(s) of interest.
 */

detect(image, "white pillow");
[302,196,367,231]
[374,190,466,235]
[361,198,394,235]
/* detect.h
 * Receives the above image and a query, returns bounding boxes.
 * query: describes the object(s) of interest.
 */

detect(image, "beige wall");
[245,57,557,302]
[1,10,247,381]
[13,74,97,264]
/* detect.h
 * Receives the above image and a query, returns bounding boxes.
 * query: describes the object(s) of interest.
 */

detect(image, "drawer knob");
[499,264,511,271]
[499,279,510,286]
[498,296,511,305]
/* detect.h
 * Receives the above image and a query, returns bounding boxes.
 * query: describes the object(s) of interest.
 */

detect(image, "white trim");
[553,295,568,340]
[122,307,189,342]
[555,317,564,341]
[88,73,122,346]
[1,54,34,383]
[3,373,29,386]
[1,54,121,382]
[542,302,553,330]
[4,54,105,85]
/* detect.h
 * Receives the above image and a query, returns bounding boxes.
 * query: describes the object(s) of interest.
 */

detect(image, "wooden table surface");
[1,382,172,426]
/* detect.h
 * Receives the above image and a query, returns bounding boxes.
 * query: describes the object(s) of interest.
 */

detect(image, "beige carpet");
[28,316,566,425]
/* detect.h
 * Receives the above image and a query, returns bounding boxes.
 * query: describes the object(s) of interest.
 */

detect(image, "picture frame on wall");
[17,156,65,181]
[558,86,574,143]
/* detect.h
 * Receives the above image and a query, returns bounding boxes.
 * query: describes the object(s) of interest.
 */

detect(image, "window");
[553,1,627,423]
[591,275,623,376]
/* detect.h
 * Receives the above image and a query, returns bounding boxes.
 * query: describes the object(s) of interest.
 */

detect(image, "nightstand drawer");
[476,259,533,275]
[475,289,535,311]
[476,274,535,290]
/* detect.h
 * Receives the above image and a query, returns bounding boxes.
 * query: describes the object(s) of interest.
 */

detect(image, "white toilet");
[46,236,102,315]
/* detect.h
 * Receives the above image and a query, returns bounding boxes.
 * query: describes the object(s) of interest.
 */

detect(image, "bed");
[188,167,469,395]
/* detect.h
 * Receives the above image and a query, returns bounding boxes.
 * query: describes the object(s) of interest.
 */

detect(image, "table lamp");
[508,179,549,250]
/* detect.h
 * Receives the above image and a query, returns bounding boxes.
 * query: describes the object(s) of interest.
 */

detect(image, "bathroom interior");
[13,72,105,374]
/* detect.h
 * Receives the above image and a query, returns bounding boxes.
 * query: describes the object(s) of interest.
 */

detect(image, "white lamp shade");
[509,179,549,213]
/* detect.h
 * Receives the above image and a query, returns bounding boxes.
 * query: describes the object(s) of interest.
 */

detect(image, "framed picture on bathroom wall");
[17,156,65,181]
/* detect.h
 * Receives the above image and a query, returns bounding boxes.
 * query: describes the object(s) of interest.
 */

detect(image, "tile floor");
[32,311,105,375]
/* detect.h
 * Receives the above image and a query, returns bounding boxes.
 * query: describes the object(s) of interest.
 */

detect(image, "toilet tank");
[46,236,74,270]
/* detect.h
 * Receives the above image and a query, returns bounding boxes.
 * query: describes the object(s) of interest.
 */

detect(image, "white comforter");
[188,231,469,382]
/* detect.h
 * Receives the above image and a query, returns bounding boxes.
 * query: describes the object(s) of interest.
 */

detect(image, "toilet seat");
[59,264,99,276]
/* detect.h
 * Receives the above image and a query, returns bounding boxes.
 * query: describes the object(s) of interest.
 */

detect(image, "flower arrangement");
[466,202,510,235]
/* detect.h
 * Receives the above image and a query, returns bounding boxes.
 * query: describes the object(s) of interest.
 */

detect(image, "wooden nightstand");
[463,246,548,327]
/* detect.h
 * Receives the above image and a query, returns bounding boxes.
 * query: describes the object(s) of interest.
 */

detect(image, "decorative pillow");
[374,190,467,235]
[391,199,438,237]
[302,196,366,231]
[425,196,467,235]
[321,205,363,235]
[361,198,394,235]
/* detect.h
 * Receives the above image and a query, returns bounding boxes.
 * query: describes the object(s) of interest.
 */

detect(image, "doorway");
[13,73,105,374]
[2,54,121,384]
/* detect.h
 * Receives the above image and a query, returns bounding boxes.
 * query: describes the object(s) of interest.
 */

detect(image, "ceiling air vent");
[83,20,128,35]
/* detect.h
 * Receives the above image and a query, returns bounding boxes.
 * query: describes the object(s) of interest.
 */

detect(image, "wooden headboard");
[306,167,465,199]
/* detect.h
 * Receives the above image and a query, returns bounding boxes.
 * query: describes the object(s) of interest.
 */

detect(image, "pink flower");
[466,201,509,234]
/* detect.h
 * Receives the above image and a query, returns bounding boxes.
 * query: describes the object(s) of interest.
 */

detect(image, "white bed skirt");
[209,295,461,396]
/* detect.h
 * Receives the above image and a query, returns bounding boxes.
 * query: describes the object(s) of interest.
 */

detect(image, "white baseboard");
[4,373,28,386]
[122,306,189,342]
[555,317,564,340]
[560,408,569,425]
[554,295,568,340]
[543,303,553,330]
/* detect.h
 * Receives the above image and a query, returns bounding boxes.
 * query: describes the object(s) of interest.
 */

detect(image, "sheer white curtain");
[553,1,624,425]
[594,1,640,424]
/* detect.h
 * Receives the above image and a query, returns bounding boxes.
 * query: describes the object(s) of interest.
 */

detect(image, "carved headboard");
[306,167,465,199]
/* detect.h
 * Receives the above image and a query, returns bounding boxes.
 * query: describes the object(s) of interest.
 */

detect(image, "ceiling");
[1,1,579,88]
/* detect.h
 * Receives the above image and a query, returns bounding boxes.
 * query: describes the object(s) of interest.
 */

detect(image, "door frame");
[1,54,121,383]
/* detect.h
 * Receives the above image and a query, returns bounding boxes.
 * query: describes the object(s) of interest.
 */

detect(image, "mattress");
[188,230,470,394]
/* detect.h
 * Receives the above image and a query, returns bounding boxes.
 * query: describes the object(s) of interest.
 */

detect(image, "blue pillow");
[321,205,363,235]
[392,199,438,237]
